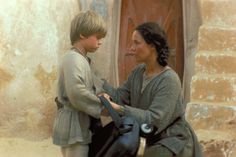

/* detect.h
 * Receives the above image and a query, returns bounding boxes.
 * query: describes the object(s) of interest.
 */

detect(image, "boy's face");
[82,35,103,53]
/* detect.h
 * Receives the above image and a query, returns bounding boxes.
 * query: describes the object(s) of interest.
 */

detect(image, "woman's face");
[129,30,155,63]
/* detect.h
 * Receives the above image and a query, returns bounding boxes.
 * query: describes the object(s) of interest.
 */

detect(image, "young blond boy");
[52,10,107,157]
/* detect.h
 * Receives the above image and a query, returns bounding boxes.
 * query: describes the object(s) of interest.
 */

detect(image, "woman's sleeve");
[103,74,133,105]
[63,55,102,118]
[123,75,182,133]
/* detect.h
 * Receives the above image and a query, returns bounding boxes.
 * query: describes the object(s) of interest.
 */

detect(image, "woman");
[101,22,203,157]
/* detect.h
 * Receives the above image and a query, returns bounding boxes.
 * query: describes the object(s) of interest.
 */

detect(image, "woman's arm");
[109,75,182,134]
[103,80,131,105]
[102,65,144,105]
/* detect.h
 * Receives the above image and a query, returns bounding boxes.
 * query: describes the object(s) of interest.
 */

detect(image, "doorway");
[118,0,184,84]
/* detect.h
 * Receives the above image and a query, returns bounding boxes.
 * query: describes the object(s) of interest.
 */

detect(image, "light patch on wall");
[14,48,22,56]
[90,0,108,20]
[188,103,210,119]
[34,64,57,95]
[207,92,215,100]
[0,0,17,36]
[25,108,44,131]
[191,75,235,103]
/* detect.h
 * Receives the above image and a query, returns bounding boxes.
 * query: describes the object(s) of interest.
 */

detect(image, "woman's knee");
[144,144,174,157]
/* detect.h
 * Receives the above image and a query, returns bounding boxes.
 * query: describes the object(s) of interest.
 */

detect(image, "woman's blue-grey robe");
[103,64,203,157]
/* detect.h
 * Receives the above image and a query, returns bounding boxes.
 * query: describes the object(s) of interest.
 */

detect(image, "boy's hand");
[98,93,112,101]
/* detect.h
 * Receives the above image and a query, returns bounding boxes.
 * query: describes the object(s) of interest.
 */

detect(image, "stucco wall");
[186,0,236,156]
[0,0,122,156]
[0,0,79,156]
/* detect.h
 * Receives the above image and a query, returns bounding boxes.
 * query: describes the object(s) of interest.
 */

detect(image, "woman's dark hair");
[135,22,169,66]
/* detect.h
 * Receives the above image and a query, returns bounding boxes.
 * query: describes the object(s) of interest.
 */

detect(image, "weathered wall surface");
[0,0,120,156]
[0,0,77,156]
[186,0,236,156]
[0,0,79,139]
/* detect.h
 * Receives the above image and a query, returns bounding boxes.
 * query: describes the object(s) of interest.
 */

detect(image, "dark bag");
[88,96,140,157]
[89,116,103,134]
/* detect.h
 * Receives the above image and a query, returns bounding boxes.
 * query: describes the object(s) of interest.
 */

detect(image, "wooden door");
[118,0,184,84]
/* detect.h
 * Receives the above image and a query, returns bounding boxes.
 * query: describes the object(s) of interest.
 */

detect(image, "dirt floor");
[0,138,61,157]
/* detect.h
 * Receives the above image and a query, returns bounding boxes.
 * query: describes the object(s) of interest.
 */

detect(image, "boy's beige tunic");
[52,50,102,146]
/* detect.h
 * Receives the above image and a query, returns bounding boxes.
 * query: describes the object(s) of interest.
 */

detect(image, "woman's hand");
[110,101,121,112]
[99,93,122,114]
[101,94,120,111]
[102,93,111,101]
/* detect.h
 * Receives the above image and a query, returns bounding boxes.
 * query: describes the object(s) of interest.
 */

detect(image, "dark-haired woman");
[100,22,203,157]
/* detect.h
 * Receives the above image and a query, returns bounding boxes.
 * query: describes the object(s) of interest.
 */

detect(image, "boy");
[52,10,107,157]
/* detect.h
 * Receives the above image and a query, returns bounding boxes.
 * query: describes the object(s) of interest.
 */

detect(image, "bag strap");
[147,116,181,145]
[99,96,122,128]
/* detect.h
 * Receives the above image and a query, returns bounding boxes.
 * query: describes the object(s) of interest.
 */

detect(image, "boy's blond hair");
[70,10,107,45]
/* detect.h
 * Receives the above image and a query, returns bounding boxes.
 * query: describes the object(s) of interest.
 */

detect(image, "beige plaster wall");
[0,0,120,156]
[0,0,77,156]
[186,0,236,156]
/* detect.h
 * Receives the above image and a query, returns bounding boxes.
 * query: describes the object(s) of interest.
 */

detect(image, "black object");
[88,96,140,157]
[146,117,181,146]
[89,117,103,134]
[55,97,63,110]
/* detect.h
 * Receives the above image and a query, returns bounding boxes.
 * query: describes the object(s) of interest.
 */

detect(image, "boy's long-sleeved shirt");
[52,50,102,146]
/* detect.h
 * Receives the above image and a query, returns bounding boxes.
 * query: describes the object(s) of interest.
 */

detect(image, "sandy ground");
[0,117,112,157]
[0,138,61,157]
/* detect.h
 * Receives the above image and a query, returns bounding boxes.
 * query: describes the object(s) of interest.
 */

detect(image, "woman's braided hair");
[135,22,169,66]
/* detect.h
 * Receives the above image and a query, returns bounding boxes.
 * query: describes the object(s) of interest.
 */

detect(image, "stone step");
[201,0,236,27]
[186,103,236,157]
[196,130,236,157]
[186,103,236,132]
[201,138,236,157]
[190,74,236,103]
[198,26,236,51]
[195,51,236,74]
